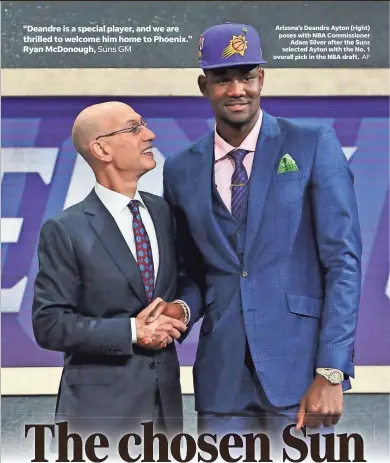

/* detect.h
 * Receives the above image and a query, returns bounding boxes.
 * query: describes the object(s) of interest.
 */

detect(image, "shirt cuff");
[172,299,191,325]
[130,318,137,344]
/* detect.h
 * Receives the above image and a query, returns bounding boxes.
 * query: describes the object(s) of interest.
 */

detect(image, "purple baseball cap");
[197,22,267,69]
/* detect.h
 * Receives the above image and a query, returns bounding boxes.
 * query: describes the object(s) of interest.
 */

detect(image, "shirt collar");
[94,182,146,216]
[214,108,263,161]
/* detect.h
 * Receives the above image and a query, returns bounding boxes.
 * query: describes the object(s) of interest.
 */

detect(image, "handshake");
[135,297,188,350]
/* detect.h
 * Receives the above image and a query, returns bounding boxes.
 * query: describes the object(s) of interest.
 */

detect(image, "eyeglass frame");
[95,119,148,140]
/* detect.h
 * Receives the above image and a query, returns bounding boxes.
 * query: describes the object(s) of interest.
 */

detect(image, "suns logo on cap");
[197,35,204,62]
[221,34,248,59]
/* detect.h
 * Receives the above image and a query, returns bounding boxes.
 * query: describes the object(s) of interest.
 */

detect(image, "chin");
[143,158,157,171]
[226,110,256,127]
[226,116,251,128]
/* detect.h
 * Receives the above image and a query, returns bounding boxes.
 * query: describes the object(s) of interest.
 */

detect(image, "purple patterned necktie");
[128,200,155,302]
[229,149,250,223]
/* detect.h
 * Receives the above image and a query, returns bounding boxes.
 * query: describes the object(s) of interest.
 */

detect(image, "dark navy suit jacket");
[32,189,184,434]
[163,111,362,413]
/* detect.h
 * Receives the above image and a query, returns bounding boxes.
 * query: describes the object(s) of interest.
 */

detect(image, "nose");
[143,126,156,141]
[226,79,246,98]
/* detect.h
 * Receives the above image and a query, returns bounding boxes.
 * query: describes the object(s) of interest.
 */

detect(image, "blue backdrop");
[1,96,389,367]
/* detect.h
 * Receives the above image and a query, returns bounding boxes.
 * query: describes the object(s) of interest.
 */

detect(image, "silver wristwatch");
[316,368,344,384]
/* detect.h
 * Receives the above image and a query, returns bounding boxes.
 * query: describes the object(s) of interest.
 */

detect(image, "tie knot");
[229,149,249,165]
[128,199,140,214]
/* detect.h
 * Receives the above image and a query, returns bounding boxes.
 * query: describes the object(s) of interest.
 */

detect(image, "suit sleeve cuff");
[316,347,355,377]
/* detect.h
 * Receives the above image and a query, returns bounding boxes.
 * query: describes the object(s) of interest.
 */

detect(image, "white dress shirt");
[94,182,159,343]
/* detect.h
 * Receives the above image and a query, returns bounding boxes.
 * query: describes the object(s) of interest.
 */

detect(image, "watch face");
[330,370,343,383]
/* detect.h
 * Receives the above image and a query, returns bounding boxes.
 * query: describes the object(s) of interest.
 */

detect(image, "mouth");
[225,102,249,112]
[141,147,154,156]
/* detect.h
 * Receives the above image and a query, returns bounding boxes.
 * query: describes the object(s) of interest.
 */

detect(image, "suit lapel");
[191,133,240,269]
[139,192,166,297]
[83,190,148,306]
[244,112,285,257]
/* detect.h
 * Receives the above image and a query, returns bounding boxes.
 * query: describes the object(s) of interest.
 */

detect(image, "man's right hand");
[146,300,186,324]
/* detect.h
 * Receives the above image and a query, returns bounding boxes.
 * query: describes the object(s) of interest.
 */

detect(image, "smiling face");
[198,65,264,129]
[87,102,157,178]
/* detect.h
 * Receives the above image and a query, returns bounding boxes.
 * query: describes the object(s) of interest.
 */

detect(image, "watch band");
[316,368,344,384]
[173,300,190,325]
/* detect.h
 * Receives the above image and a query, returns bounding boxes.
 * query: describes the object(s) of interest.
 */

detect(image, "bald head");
[70,101,156,183]
[71,101,133,161]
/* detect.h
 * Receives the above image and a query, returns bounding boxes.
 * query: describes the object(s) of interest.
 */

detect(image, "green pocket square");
[277,154,299,174]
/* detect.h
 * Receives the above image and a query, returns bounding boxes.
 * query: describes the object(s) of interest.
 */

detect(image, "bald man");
[32,101,192,439]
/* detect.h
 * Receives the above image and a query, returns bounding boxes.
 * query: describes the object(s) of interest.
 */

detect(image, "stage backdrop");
[2,96,389,367]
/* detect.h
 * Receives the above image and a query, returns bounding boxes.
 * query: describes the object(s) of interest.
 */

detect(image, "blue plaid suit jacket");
[163,111,362,412]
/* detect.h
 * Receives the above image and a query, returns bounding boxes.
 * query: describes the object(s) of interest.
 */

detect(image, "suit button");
[240,308,243,314]
[241,271,248,278]
[149,361,156,369]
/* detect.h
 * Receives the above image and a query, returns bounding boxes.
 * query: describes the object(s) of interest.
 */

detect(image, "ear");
[258,68,265,92]
[89,140,112,163]
[198,74,208,97]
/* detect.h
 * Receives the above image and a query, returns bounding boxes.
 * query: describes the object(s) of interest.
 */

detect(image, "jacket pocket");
[287,293,322,319]
[275,172,308,182]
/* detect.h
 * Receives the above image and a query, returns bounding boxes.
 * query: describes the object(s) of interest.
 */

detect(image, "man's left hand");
[296,374,343,429]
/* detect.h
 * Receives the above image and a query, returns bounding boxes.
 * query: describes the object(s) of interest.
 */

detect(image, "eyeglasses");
[95,119,148,140]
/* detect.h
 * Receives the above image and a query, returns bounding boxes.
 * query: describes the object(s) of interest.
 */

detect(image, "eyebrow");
[126,118,141,125]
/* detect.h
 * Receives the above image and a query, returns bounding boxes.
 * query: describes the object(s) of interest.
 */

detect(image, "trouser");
[48,386,168,460]
[198,342,334,461]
